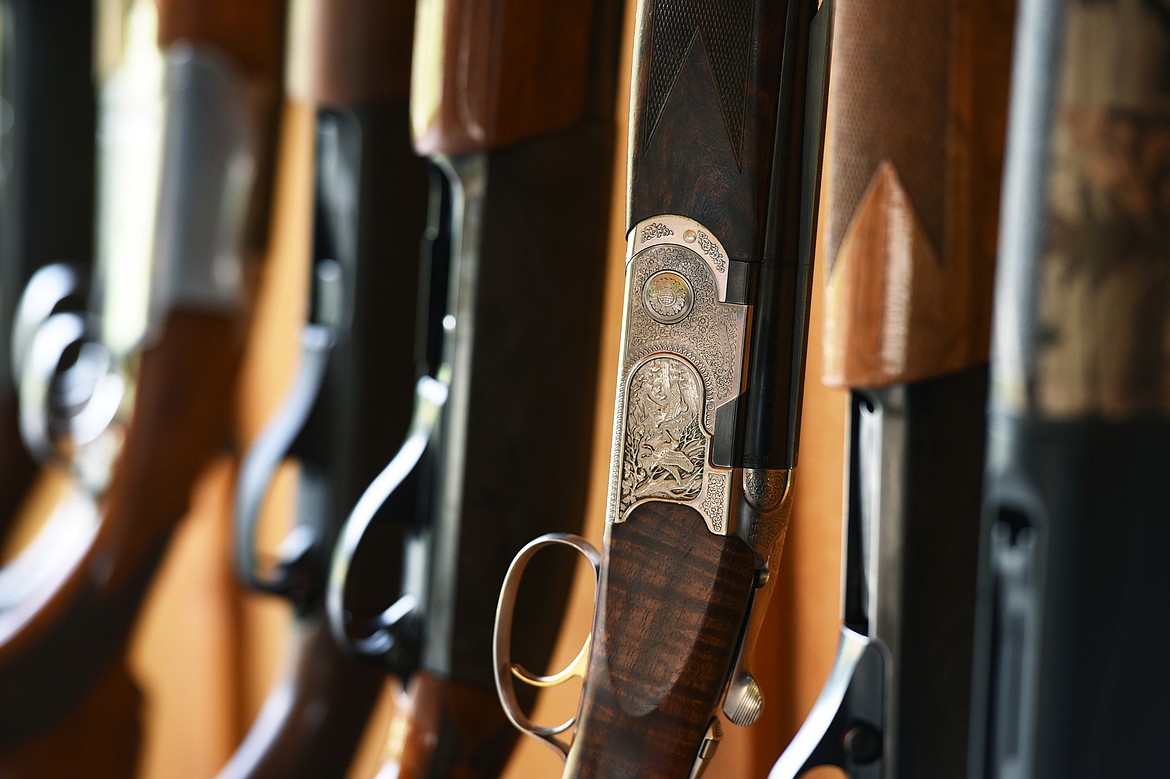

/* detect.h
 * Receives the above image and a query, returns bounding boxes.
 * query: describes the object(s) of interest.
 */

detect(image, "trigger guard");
[493,532,601,761]
[234,324,334,594]
[326,375,447,660]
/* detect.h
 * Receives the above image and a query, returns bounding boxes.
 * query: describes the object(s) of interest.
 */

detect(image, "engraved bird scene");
[620,356,707,513]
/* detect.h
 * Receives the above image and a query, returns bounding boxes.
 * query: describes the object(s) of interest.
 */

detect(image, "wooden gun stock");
[0,0,285,761]
[567,505,756,777]
[772,2,1015,777]
[0,310,243,744]
[822,0,1014,389]
[223,0,424,776]
[385,671,517,777]
[492,0,830,775]
[626,0,785,262]
[410,0,605,155]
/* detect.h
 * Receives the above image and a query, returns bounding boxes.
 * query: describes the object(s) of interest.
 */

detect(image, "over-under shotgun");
[495,1,832,775]
[969,1,1170,775]
[0,0,284,763]
[223,0,426,775]
[770,0,1015,776]
[325,0,625,775]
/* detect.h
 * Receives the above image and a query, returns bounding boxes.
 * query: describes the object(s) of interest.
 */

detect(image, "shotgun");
[0,0,283,760]
[325,0,625,775]
[769,1,1015,776]
[0,0,95,531]
[494,1,833,775]
[969,1,1170,776]
[222,0,426,775]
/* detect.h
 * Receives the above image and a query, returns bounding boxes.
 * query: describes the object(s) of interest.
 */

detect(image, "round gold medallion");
[641,270,693,324]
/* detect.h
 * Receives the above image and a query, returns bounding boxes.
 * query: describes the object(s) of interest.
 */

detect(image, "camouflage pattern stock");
[969,1,1170,776]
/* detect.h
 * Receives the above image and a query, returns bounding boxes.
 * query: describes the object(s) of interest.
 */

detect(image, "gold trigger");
[494,532,602,762]
[511,634,592,689]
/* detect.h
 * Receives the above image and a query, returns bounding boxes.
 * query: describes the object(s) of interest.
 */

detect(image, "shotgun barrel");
[494,0,833,775]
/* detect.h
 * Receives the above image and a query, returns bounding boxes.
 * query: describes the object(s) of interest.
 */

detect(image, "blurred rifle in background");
[969,1,1170,776]
[0,0,284,773]
[494,0,832,775]
[224,0,426,775]
[770,0,1015,776]
[0,0,95,534]
[324,0,626,775]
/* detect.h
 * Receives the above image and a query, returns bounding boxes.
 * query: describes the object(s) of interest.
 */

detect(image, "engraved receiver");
[493,0,834,776]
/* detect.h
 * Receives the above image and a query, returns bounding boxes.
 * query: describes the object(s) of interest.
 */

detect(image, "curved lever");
[493,532,601,762]
[12,263,123,467]
[10,263,86,383]
[769,627,884,778]
[327,374,448,663]
[17,312,123,467]
[234,323,335,595]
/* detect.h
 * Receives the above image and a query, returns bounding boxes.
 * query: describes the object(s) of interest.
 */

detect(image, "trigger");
[511,634,591,689]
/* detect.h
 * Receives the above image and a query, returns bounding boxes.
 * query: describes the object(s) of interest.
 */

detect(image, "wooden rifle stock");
[410,0,602,156]
[499,0,830,776]
[335,0,624,776]
[822,0,1013,389]
[771,1,1015,777]
[0,0,285,761]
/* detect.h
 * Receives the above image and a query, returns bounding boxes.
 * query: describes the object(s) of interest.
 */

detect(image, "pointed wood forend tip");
[823,162,989,389]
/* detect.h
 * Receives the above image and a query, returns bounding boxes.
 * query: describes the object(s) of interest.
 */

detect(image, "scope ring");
[493,532,601,762]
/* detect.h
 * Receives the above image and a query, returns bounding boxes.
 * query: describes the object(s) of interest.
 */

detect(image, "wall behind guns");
[1,0,847,775]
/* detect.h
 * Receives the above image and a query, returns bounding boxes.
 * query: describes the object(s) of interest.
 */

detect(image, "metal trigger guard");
[13,263,121,465]
[234,323,335,595]
[326,374,448,663]
[493,532,601,762]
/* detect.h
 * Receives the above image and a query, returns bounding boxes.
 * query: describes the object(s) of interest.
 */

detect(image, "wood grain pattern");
[627,0,785,264]
[410,0,604,155]
[385,670,520,779]
[157,0,286,75]
[219,620,384,778]
[565,503,755,778]
[0,309,244,748]
[298,0,415,106]
[821,0,1015,388]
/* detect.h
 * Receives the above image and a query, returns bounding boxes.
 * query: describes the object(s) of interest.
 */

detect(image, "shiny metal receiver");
[492,216,794,769]
[11,45,258,484]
